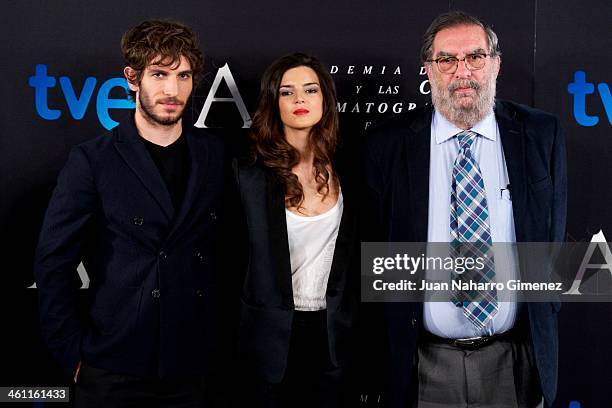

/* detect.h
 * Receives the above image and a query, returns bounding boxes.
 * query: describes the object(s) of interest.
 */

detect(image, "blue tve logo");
[567,71,611,126]
[28,64,135,130]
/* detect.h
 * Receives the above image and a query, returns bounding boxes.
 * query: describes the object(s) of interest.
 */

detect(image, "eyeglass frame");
[426,53,493,74]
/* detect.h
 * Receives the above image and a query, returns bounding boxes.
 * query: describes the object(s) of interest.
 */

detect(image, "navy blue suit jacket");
[364,100,567,408]
[34,117,228,378]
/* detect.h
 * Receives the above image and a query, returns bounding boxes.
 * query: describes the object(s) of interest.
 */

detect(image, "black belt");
[422,329,518,350]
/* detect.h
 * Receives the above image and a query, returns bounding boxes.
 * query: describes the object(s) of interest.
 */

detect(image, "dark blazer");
[234,155,359,383]
[364,100,567,408]
[34,117,228,378]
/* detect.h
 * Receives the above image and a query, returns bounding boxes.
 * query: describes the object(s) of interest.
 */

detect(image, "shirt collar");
[433,109,497,144]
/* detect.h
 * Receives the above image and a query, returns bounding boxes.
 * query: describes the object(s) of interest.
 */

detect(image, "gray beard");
[431,77,496,128]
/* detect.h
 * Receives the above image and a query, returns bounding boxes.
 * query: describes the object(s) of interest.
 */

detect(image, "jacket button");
[196,289,204,297]
[209,211,217,221]
[151,289,161,299]
[411,317,417,326]
[159,251,167,259]
[195,251,204,261]
[132,216,144,226]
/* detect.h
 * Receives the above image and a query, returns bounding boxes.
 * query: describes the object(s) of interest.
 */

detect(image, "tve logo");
[28,64,135,130]
[28,63,253,130]
[567,71,611,126]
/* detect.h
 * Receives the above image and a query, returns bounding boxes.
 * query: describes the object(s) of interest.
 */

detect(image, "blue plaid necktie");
[450,130,498,328]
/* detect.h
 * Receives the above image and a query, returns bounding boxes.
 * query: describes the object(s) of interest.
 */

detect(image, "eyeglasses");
[427,53,491,74]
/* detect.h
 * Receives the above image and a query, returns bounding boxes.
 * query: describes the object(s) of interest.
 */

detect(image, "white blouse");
[285,190,344,311]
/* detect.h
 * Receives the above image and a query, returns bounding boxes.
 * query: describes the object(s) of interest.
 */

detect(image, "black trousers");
[73,364,208,408]
[254,310,348,408]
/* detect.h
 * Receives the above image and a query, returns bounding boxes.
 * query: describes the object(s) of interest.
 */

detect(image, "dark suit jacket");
[234,155,359,383]
[364,100,567,408]
[34,117,228,378]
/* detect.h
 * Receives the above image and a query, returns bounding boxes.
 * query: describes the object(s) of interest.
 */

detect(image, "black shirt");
[142,135,191,212]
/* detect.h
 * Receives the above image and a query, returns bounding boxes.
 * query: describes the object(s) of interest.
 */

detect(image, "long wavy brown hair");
[251,53,339,209]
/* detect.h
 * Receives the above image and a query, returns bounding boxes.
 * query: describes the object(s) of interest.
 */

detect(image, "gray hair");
[421,11,501,62]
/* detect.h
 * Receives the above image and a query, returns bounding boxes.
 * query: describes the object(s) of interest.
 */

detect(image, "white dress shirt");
[424,109,519,338]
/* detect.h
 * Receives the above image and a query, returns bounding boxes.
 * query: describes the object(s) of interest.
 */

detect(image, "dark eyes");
[151,72,191,79]
[467,54,486,62]
[439,54,485,64]
[279,88,318,96]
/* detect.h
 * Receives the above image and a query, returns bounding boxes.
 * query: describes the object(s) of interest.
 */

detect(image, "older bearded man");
[364,10,566,408]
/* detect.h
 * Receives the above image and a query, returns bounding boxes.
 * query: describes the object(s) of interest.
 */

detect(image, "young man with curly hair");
[35,20,228,407]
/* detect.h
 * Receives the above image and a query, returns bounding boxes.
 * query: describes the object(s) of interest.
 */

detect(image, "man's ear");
[425,62,433,81]
[492,55,501,78]
[123,67,139,92]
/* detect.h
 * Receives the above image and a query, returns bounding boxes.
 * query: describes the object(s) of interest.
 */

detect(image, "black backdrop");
[1,1,611,406]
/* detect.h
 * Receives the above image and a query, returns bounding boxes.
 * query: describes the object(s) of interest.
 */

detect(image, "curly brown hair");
[121,19,204,100]
[251,53,339,209]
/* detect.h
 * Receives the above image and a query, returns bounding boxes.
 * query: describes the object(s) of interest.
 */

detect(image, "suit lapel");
[266,170,294,306]
[113,120,174,221]
[408,108,433,242]
[326,158,356,292]
[166,130,210,239]
[495,102,527,242]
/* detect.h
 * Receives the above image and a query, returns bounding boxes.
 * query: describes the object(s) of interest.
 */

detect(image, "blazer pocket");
[91,286,142,335]
[238,299,293,382]
[530,175,552,192]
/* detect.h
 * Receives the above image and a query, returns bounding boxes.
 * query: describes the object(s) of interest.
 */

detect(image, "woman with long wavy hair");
[234,53,358,407]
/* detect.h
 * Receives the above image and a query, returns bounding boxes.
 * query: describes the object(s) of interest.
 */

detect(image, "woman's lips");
[293,109,309,115]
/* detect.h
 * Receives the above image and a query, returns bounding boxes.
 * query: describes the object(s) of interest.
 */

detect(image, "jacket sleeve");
[34,146,97,375]
[362,131,387,242]
[550,117,567,243]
